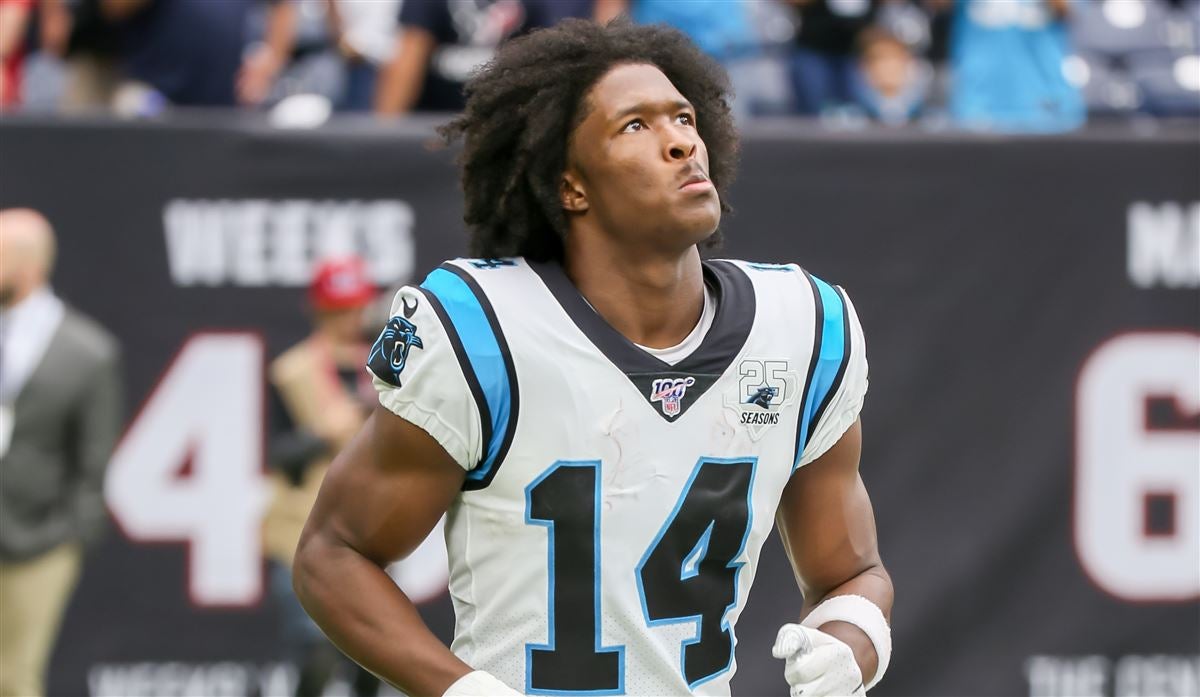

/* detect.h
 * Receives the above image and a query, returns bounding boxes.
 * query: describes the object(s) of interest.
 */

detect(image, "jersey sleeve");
[367,286,483,471]
[795,286,869,469]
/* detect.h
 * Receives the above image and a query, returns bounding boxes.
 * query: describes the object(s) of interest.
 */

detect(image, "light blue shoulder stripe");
[420,267,511,479]
[794,275,848,469]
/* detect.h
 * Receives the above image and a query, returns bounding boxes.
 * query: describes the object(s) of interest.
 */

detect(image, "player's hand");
[773,623,866,696]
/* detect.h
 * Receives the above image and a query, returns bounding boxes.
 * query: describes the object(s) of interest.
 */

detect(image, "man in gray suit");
[0,208,122,697]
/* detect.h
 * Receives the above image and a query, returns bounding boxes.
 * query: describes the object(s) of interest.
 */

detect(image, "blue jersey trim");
[680,521,715,581]
[793,274,850,469]
[420,265,516,485]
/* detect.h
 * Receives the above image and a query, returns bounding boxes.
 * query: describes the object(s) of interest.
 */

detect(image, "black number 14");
[524,458,756,694]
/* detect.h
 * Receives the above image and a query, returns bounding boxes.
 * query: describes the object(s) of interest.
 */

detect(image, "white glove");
[773,623,866,697]
[442,670,523,696]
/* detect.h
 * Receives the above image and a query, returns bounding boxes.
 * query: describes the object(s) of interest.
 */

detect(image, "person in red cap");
[263,257,382,697]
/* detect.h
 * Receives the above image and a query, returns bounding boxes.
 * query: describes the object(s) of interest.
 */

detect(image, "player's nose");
[663,127,698,162]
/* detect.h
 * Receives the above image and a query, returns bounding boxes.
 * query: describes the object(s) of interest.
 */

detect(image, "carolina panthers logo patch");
[368,313,424,387]
[745,386,779,409]
[726,359,798,440]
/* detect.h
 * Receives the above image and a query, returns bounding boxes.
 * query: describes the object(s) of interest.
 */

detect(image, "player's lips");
[678,168,713,193]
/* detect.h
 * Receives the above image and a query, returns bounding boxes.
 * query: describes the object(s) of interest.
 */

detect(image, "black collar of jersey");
[528,258,755,422]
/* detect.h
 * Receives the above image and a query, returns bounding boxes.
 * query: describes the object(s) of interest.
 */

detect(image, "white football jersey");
[368,257,868,696]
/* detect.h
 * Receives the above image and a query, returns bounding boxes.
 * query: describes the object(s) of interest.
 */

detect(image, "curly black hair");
[438,18,739,263]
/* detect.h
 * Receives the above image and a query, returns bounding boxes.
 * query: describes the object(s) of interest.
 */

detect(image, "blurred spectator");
[596,0,792,117]
[922,0,953,102]
[58,0,299,112]
[857,26,931,124]
[323,0,401,111]
[375,0,591,115]
[940,0,1085,132]
[262,257,379,697]
[254,1,343,112]
[131,0,294,108]
[596,0,759,61]
[0,208,122,697]
[786,0,880,115]
[38,0,121,111]
[0,0,33,108]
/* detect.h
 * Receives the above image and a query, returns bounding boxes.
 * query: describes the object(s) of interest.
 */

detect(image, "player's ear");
[560,171,588,213]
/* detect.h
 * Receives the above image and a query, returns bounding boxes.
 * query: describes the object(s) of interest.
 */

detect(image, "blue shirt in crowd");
[630,0,758,61]
[950,0,1085,132]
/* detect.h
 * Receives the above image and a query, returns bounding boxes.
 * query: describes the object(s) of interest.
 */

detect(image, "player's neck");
[563,240,705,350]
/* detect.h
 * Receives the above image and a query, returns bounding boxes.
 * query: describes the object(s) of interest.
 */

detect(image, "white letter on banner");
[229,200,270,287]
[163,200,227,286]
[312,201,357,261]
[1127,202,1200,289]
[362,200,415,286]
[268,200,311,285]
[1075,333,1200,601]
[105,333,270,606]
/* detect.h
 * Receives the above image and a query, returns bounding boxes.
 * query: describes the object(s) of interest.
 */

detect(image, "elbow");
[863,562,895,618]
[291,531,321,612]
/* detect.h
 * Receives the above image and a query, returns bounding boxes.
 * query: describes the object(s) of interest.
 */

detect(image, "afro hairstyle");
[438,18,740,263]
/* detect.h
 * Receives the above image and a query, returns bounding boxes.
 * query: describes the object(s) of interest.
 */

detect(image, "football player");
[293,18,893,697]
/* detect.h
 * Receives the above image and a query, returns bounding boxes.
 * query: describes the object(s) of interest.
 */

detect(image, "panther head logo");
[368,314,424,387]
[745,386,779,410]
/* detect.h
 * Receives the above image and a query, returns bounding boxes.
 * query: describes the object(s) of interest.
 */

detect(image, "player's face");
[565,63,721,252]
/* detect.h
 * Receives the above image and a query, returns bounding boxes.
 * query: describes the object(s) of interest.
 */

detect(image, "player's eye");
[676,112,695,127]
[621,118,646,133]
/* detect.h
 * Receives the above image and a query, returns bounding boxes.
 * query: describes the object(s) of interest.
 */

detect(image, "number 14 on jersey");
[524,457,758,694]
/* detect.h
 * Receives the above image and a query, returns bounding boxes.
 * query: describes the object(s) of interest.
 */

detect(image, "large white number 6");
[1075,332,1200,601]
[105,333,270,606]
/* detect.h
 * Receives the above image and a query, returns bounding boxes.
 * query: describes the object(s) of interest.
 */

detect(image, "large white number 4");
[105,333,270,607]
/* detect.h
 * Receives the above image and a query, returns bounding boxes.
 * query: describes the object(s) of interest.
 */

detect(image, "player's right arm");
[291,405,472,696]
[294,282,517,696]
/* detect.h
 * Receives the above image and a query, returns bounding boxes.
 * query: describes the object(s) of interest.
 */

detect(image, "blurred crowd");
[0,0,1197,132]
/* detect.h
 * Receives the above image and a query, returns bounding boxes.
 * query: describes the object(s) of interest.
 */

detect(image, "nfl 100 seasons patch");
[650,376,696,418]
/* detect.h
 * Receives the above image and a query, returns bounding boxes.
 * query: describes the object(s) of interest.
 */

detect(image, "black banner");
[1,117,1196,696]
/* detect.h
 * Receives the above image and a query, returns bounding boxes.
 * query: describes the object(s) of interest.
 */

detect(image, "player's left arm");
[776,418,893,686]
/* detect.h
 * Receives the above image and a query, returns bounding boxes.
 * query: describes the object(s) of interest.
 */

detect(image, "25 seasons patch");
[726,358,798,439]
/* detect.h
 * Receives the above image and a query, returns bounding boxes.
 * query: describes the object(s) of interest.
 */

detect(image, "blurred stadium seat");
[1066,51,1143,114]
[1130,50,1200,114]
[1068,0,1200,116]
[1071,0,1176,59]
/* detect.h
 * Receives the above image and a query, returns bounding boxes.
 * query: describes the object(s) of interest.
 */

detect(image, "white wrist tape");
[443,670,522,696]
[801,594,891,691]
